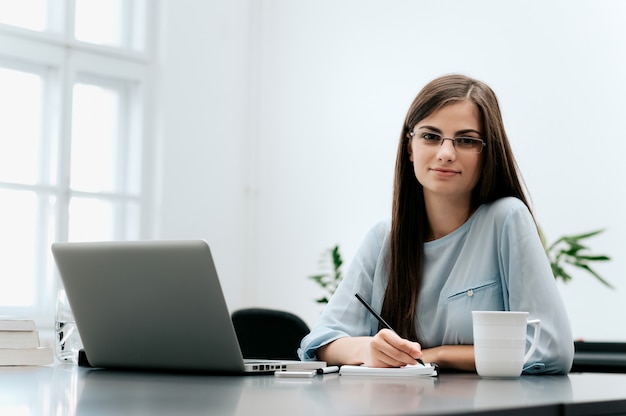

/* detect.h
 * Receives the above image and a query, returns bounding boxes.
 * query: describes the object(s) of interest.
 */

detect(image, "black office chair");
[231,308,310,360]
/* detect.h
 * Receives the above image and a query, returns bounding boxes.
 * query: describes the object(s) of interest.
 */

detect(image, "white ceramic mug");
[472,311,541,378]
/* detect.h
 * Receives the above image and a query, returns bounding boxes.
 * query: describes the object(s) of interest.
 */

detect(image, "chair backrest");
[231,308,310,360]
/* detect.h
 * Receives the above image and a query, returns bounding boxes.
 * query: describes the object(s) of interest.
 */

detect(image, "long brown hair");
[381,74,530,341]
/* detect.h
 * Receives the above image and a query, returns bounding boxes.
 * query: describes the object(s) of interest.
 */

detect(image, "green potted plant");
[541,228,612,289]
[308,245,343,304]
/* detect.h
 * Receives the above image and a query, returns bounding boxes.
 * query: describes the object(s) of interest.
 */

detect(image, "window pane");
[74,0,124,47]
[67,198,141,241]
[0,67,42,185]
[0,0,48,31]
[0,190,37,306]
[68,197,115,242]
[70,83,120,193]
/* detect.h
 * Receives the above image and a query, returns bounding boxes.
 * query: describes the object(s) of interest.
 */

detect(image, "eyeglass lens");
[411,131,485,153]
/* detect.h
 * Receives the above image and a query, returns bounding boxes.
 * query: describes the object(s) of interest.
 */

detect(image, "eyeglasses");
[409,130,486,154]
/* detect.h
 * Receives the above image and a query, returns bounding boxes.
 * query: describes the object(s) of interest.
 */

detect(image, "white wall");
[156,0,626,341]
[155,0,253,307]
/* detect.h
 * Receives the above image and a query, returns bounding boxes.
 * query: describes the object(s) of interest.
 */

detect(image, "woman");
[299,74,574,374]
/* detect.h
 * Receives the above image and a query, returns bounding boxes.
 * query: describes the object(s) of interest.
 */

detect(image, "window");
[0,0,154,327]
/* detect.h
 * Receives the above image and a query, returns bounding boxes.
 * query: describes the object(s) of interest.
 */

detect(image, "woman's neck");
[424,195,473,241]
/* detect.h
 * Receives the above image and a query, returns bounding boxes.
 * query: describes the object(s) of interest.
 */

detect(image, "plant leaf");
[577,264,615,289]
[566,229,605,240]
[574,255,611,262]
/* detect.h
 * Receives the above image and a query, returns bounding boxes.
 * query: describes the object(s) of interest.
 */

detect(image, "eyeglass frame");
[409,129,486,154]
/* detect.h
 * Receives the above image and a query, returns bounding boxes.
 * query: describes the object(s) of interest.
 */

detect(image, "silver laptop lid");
[51,240,247,373]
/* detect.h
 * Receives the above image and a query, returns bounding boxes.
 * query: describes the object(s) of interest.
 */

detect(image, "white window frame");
[0,2,157,329]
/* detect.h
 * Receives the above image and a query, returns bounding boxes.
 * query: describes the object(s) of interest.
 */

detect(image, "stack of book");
[0,319,53,366]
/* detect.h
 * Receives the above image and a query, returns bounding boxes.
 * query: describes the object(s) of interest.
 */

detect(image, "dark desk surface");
[2,365,626,415]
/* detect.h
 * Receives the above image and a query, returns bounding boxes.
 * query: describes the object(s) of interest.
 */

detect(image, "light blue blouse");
[299,197,574,374]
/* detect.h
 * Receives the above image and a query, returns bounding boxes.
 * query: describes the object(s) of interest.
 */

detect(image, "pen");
[317,365,340,374]
[354,293,426,366]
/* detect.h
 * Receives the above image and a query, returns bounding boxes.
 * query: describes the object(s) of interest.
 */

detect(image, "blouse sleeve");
[298,222,389,361]
[497,199,575,374]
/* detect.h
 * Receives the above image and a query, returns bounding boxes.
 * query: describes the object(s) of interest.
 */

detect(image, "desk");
[2,365,626,415]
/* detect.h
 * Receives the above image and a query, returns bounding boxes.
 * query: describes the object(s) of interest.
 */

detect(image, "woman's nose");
[437,138,456,161]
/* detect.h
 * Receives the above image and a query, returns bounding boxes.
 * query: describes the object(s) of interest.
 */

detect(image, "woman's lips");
[431,167,460,177]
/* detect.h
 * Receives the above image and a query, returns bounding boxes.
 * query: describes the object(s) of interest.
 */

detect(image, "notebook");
[51,240,325,374]
[339,363,438,377]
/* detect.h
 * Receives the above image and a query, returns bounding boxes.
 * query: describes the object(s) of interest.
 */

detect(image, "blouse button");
[467,289,474,297]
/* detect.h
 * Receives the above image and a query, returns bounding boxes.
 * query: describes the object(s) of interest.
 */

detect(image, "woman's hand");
[316,330,422,367]
[363,328,423,367]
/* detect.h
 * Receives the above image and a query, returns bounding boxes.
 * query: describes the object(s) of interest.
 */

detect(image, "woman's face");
[408,100,483,204]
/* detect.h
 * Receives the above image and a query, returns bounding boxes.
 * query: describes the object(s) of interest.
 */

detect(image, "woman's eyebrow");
[456,129,482,136]
[414,125,442,133]
[415,126,482,136]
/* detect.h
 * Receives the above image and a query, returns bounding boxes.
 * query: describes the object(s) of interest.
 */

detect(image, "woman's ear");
[406,134,414,162]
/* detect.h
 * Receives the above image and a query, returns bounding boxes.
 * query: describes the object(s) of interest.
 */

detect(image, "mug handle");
[523,319,541,363]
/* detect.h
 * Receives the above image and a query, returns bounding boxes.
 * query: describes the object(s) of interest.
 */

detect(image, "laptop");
[51,240,325,374]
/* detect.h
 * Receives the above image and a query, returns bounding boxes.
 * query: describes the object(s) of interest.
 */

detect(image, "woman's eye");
[422,133,441,143]
[457,137,475,145]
